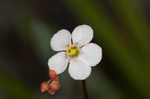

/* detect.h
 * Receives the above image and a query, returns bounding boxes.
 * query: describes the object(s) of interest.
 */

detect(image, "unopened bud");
[40,81,48,93]
[50,79,60,90]
[48,79,60,95]
[48,89,56,95]
[49,70,57,79]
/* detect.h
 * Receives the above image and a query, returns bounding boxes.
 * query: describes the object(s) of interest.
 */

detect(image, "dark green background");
[0,0,150,99]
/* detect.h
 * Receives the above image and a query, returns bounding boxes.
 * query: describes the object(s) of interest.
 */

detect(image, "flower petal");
[51,29,71,51]
[48,52,68,74]
[68,58,91,80]
[72,25,93,46]
[78,43,102,67]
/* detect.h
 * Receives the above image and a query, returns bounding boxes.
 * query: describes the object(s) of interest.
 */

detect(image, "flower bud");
[48,79,60,95]
[48,89,56,95]
[40,81,48,93]
[50,79,60,90]
[49,70,57,79]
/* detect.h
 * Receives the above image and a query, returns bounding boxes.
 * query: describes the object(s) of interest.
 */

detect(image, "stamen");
[66,44,80,57]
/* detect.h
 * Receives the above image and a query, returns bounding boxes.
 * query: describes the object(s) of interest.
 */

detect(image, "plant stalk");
[82,80,89,99]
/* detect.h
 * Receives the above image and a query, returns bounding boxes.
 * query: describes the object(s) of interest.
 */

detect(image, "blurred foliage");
[64,0,150,97]
[0,70,39,99]
[0,0,150,99]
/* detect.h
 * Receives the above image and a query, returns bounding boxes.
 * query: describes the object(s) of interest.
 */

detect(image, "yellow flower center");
[65,44,80,57]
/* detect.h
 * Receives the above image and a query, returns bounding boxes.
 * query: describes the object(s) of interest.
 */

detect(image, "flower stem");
[82,80,89,99]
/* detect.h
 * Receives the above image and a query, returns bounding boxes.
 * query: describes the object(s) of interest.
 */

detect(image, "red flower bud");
[49,70,57,79]
[40,81,48,93]
[50,79,60,90]
[48,88,56,95]
[48,79,60,95]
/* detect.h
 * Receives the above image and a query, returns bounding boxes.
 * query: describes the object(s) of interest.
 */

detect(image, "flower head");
[48,25,102,80]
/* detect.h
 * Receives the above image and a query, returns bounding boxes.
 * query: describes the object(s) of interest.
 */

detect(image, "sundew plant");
[40,25,102,97]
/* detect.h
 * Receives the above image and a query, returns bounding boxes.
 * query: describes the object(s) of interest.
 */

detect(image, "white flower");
[48,25,102,80]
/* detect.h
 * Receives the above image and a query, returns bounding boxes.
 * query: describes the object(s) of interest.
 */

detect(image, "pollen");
[66,44,80,57]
